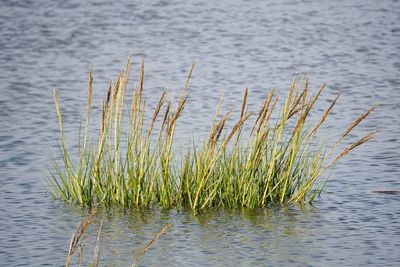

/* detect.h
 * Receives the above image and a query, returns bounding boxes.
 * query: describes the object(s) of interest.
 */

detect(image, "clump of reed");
[48,56,376,211]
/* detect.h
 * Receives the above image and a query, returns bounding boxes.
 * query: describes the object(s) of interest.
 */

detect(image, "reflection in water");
[72,206,326,266]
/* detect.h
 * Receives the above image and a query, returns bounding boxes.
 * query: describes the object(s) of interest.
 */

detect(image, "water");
[0,0,399,265]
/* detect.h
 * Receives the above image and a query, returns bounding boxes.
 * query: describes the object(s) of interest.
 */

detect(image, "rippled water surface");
[1,0,399,266]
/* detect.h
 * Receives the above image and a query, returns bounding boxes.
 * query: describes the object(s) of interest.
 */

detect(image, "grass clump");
[48,56,376,211]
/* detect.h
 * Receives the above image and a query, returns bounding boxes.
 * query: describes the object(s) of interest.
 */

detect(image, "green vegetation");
[48,56,375,211]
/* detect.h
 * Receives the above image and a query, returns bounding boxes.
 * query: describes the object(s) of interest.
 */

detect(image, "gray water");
[1,0,399,266]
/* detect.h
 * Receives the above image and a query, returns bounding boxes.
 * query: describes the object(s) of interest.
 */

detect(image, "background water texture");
[0,0,399,266]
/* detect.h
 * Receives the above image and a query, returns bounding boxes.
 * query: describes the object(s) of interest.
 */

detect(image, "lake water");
[0,0,399,266]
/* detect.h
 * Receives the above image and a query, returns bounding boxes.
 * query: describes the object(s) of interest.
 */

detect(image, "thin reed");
[65,213,171,266]
[48,56,376,211]
[66,209,96,267]
[133,223,173,266]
